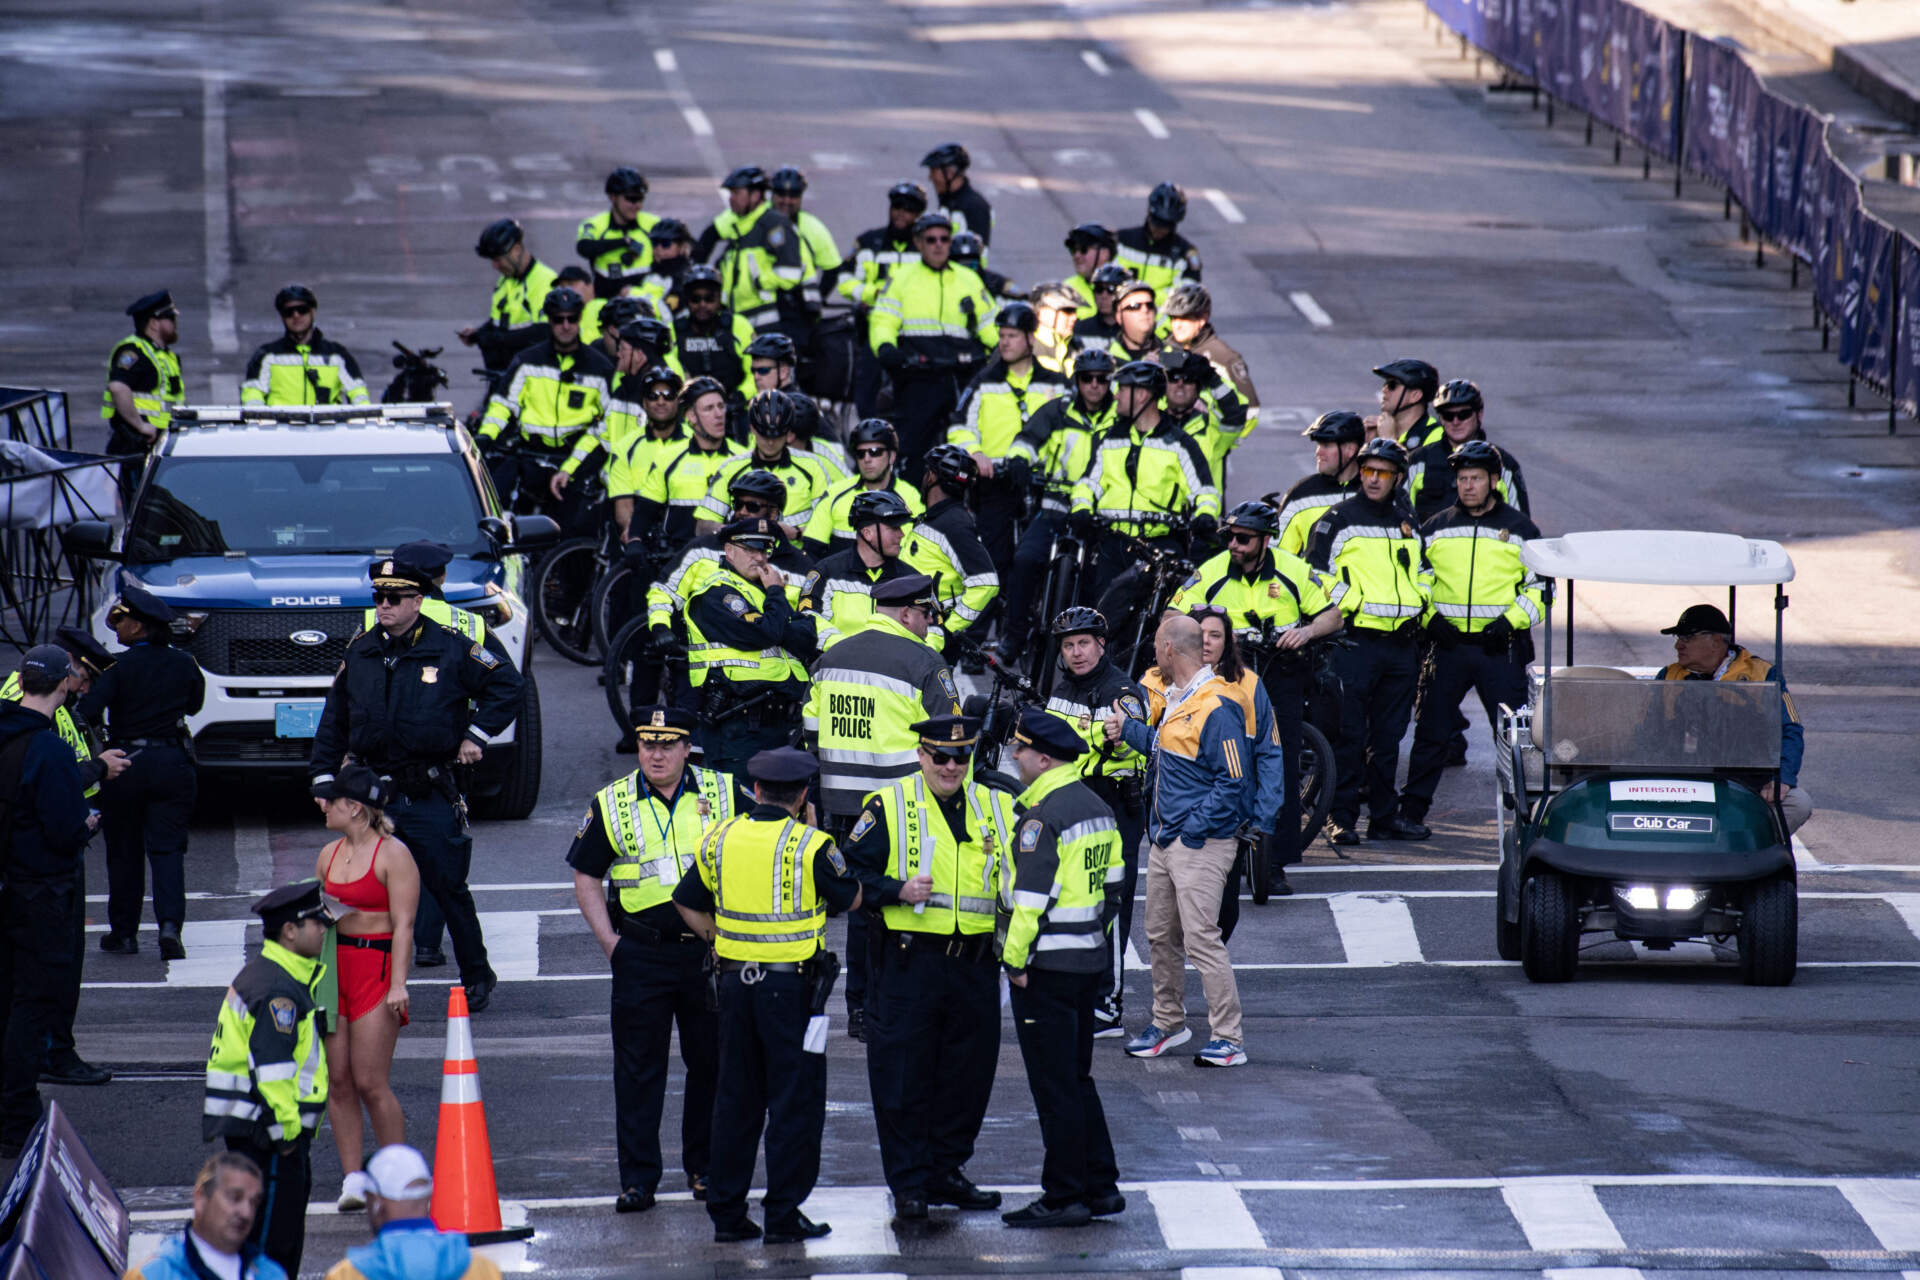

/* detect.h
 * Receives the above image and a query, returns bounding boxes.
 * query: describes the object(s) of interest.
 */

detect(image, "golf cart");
[1494,531,1798,985]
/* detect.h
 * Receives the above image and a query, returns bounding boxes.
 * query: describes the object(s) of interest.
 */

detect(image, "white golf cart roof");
[1521,531,1795,587]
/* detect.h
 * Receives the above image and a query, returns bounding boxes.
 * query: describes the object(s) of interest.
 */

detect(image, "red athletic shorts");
[337,934,408,1026]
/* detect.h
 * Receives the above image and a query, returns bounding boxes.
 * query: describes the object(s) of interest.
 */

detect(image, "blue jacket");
[0,704,92,884]
[1120,672,1254,847]
[129,1230,287,1280]
[324,1219,501,1280]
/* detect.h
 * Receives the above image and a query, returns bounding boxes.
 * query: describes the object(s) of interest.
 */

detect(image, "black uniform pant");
[1002,511,1065,656]
[390,789,493,987]
[1412,639,1471,760]
[1009,967,1118,1208]
[1087,781,1145,1013]
[100,743,194,938]
[887,368,964,479]
[1401,642,1527,821]
[226,1133,311,1278]
[967,474,1022,581]
[697,712,792,798]
[611,934,717,1195]
[866,938,999,1198]
[46,863,85,1067]
[1329,629,1419,828]
[707,969,823,1228]
[0,881,79,1144]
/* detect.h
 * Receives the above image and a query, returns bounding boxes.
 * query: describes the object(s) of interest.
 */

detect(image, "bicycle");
[950,634,1039,796]
[587,534,681,659]
[1096,516,1200,679]
[381,341,449,404]
[1239,630,1349,900]
[603,612,689,737]
[529,531,610,665]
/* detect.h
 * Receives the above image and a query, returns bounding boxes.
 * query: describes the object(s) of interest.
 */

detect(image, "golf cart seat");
[1554,665,1633,680]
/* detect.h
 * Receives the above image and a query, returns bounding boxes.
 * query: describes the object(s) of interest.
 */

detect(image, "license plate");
[1610,813,1715,835]
[274,701,326,738]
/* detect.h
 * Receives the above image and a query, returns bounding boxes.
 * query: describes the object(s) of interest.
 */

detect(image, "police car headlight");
[1665,886,1705,912]
[172,610,209,637]
[1618,885,1660,911]
[471,590,513,626]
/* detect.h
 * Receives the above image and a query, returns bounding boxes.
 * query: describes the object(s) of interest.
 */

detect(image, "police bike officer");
[673,747,861,1245]
[1029,281,1085,374]
[460,219,559,375]
[1115,183,1202,295]
[1061,223,1118,316]
[629,375,742,549]
[674,265,757,411]
[802,419,924,557]
[104,290,183,460]
[921,142,993,249]
[577,167,658,299]
[570,704,735,1212]
[708,390,840,539]
[843,714,1015,1221]
[1104,278,1162,365]
[1373,357,1444,451]
[839,181,930,417]
[950,301,1068,576]
[1072,264,1132,349]
[907,444,1000,654]
[1406,379,1529,524]
[1162,283,1258,470]
[82,581,205,960]
[769,166,844,314]
[799,489,921,648]
[695,166,807,337]
[240,285,368,407]
[311,554,524,1011]
[1269,410,1366,558]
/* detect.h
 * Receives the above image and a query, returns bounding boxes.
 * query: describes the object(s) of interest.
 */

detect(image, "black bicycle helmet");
[636,363,684,396]
[747,389,796,436]
[1372,358,1440,399]
[1446,439,1503,475]
[618,317,673,355]
[912,211,953,237]
[923,442,979,490]
[680,265,723,296]
[274,284,317,313]
[1433,378,1485,414]
[721,165,768,190]
[920,143,970,170]
[994,301,1039,333]
[1064,222,1117,253]
[1304,410,1366,444]
[605,167,648,199]
[542,287,585,319]
[474,218,523,258]
[1223,500,1281,536]
[1072,348,1117,378]
[745,332,798,363]
[1147,182,1188,225]
[1090,263,1132,291]
[1356,437,1410,473]
[1113,360,1168,398]
[647,217,691,245]
[600,295,645,330]
[1166,349,1218,387]
[785,390,822,439]
[1051,606,1108,640]
[769,166,807,195]
[848,419,899,452]
[1113,278,1156,311]
[849,489,914,528]
[887,181,929,212]
[1164,282,1211,319]
[949,231,984,265]
[680,374,728,409]
[729,468,788,507]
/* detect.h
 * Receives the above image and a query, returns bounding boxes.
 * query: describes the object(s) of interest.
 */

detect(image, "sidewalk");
[1731,0,1920,129]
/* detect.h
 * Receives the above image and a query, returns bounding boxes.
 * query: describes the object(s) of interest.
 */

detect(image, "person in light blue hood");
[322,1144,502,1280]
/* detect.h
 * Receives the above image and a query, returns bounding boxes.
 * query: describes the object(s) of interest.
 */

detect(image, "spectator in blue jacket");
[128,1152,287,1280]
[323,1144,503,1280]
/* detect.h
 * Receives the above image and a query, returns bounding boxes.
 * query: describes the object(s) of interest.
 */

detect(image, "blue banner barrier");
[0,1101,129,1280]
[1899,242,1919,415]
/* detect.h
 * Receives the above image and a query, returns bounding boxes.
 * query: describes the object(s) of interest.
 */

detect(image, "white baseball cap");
[364,1144,433,1200]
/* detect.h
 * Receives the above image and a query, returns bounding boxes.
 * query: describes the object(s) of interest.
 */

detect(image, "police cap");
[392,540,454,579]
[126,290,176,323]
[871,573,939,610]
[719,516,780,551]
[912,714,981,760]
[630,704,697,740]
[312,763,393,809]
[1661,604,1733,638]
[369,556,436,594]
[747,747,818,785]
[252,879,335,935]
[54,626,115,676]
[1012,707,1086,761]
[115,580,176,626]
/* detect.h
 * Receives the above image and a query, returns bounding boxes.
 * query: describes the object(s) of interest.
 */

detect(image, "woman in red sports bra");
[311,765,420,1213]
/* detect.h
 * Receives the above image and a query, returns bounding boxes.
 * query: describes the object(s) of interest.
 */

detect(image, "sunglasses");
[750,364,779,376]
[1167,372,1197,384]
[550,314,581,325]
[734,499,774,515]
[1359,465,1399,480]
[1226,532,1262,546]
[156,309,179,321]
[1093,284,1117,295]
[1381,378,1403,390]
[644,390,677,403]
[372,589,421,605]
[920,234,952,245]
[279,305,312,317]
[925,749,973,764]
[1076,373,1110,385]
[1437,408,1477,422]
[1118,302,1154,314]
[852,446,891,459]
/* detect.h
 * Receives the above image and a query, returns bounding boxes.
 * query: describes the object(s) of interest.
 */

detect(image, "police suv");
[64,404,558,817]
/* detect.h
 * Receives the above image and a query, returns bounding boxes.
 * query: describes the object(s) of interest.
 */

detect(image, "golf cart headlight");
[1620,885,1660,910]
[1666,886,1705,911]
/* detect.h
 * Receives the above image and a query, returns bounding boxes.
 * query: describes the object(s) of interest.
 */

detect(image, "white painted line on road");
[1838,1179,1920,1250]
[1502,1180,1627,1250]
[233,819,274,896]
[1883,894,1920,947]
[168,920,248,988]
[1288,290,1334,328]
[1546,1269,1644,1280]
[1327,893,1423,965]
[801,1188,898,1256]
[1126,940,1144,970]
[1793,833,1820,869]
[1147,1182,1265,1251]
[681,106,714,137]
[647,45,724,175]
[1134,108,1171,139]
[1183,1270,1283,1280]
[1081,49,1112,76]
[653,48,677,73]
[201,74,238,361]
[1204,188,1246,224]
[487,910,543,981]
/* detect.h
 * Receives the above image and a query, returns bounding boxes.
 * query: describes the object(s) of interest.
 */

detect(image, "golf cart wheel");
[1247,832,1272,906]
[1519,870,1579,982]
[1495,867,1521,962]
[1738,875,1798,986]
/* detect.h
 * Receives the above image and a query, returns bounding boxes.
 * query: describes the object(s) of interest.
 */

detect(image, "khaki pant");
[1780,786,1813,835]
[1145,838,1243,1046]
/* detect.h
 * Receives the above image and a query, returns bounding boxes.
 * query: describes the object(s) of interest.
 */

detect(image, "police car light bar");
[170,404,457,427]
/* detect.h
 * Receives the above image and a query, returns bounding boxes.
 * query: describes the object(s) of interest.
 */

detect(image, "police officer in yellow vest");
[674,747,860,1245]
[569,705,734,1214]
[103,290,184,458]
[842,715,1014,1222]
[949,301,1068,575]
[241,285,369,407]
[1373,358,1444,452]
[204,880,332,1278]
[694,167,807,335]
[576,167,659,299]
[460,219,559,375]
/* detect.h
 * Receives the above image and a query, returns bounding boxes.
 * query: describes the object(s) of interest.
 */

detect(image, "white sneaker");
[337,1170,371,1212]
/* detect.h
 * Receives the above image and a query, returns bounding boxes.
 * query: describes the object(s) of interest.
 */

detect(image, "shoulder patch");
[576,809,594,838]
[802,571,821,598]
[1120,695,1145,720]
[1019,819,1043,852]
[116,349,140,370]
[469,643,500,669]
[1229,359,1249,383]
[849,810,876,843]
[824,840,848,875]
[725,593,749,616]
[767,226,788,248]
[268,996,298,1034]
[936,669,960,706]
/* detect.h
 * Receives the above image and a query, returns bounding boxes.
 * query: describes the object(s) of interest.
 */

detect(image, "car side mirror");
[477,516,510,546]
[506,514,561,555]
[63,520,120,561]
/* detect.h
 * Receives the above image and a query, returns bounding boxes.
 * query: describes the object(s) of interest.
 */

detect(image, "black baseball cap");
[1661,604,1733,637]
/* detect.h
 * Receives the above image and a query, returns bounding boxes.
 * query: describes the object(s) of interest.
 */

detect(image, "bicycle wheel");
[532,537,603,665]
[590,561,637,657]
[602,614,651,734]
[1297,721,1335,848]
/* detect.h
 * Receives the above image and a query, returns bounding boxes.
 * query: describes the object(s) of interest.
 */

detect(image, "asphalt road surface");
[5,0,1920,1275]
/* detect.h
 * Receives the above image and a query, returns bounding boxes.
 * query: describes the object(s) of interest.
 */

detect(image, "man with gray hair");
[324,1144,503,1280]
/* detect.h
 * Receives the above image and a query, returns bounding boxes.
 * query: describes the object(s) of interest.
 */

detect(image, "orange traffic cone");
[430,985,504,1234]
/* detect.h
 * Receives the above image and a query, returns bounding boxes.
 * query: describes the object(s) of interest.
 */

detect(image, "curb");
[1733,0,1920,128]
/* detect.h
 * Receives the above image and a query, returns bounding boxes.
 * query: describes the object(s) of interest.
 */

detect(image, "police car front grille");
[189,609,362,677]
[194,722,311,765]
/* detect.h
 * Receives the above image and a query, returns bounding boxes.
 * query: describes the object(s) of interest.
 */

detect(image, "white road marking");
[1792,833,1820,869]
[653,48,677,73]
[1134,107,1171,139]
[1183,1270,1283,1280]
[1081,49,1111,75]
[681,106,714,137]
[167,920,249,988]
[486,910,543,981]
[648,46,725,174]
[201,74,238,364]
[1546,1270,1644,1280]
[1327,892,1423,965]
[232,819,274,896]
[1882,894,1920,946]
[1204,187,1246,224]
[801,1188,898,1256]
[1288,290,1334,328]
[1125,940,1144,970]
[1838,1179,1920,1250]
[1501,1180,1627,1250]
[1147,1182,1265,1250]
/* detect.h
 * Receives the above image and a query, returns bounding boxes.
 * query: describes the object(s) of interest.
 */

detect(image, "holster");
[807,950,841,1016]
[702,948,720,1012]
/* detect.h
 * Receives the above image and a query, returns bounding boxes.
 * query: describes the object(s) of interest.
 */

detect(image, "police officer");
[104,290,183,458]
[799,490,920,648]
[0,646,99,1157]
[577,167,658,299]
[1406,379,1530,524]
[357,540,489,651]
[695,166,807,336]
[844,714,1014,1221]
[1061,224,1118,316]
[673,266,757,409]
[1040,609,1150,1035]
[921,143,993,249]
[311,554,524,1011]
[839,182,928,417]
[630,376,743,548]
[81,581,205,959]
[1115,183,1202,295]
[1029,281,1085,374]
[1159,350,1226,485]
[460,219,559,373]
[708,391,840,540]
[684,517,816,785]
[601,345,689,540]
[1373,358,1444,451]
[204,881,332,1277]
[999,708,1123,1229]
[1104,278,1161,365]
[948,231,1018,300]
[1269,411,1365,557]
[241,285,369,407]
[569,705,733,1212]
[950,301,1068,575]
[1399,443,1544,834]
[640,217,697,318]
[673,747,860,1245]
[769,166,843,315]
[1163,283,1258,466]
[1072,264,1131,348]
[802,419,924,557]
[1305,438,1430,845]
[869,212,999,474]
[906,445,1000,652]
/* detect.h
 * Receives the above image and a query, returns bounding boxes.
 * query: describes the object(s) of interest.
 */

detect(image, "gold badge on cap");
[651,711,666,728]
[382,561,394,576]
[950,724,965,741]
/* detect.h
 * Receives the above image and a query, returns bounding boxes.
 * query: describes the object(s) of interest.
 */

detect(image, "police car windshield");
[125,454,488,562]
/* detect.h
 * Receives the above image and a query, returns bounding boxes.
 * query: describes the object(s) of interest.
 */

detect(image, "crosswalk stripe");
[1326,892,1423,965]
[1147,1182,1264,1250]
[1502,1180,1627,1250]
[801,1188,898,1256]
[1183,1270,1282,1280]
[1838,1179,1920,1251]
[167,920,248,988]
[1881,895,1920,947]
[1545,1269,1645,1280]
[486,911,544,981]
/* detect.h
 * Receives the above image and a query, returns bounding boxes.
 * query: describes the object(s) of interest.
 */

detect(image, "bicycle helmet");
[949,231,985,266]
[994,301,1039,333]
[647,217,691,245]
[555,264,592,288]
[1072,348,1117,378]
[721,165,769,190]
[912,211,953,237]
[1089,263,1132,291]
[1371,358,1439,400]
[474,218,523,259]
[849,489,914,528]
[680,265,723,296]
[1303,410,1366,444]
[728,468,788,508]
[1031,281,1081,312]
[1113,360,1168,398]
[618,317,673,356]
[887,181,929,213]
[542,287,585,319]
[1164,283,1211,319]
[1166,349,1218,387]
[920,143,971,171]
[745,332,798,363]
[1356,438,1410,474]
[1223,500,1281,536]
[769,166,807,195]
[785,390,822,439]
[848,419,899,452]
[1050,606,1108,640]
[680,374,728,410]
[274,284,317,313]
[605,167,648,199]
[922,443,979,490]
[636,363,684,397]
[747,390,797,436]
[1446,439,1503,475]
[600,295,645,330]
[1063,222,1117,253]
[1113,278,1156,311]
[1433,378,1484,414]
[1146,182,1188,225]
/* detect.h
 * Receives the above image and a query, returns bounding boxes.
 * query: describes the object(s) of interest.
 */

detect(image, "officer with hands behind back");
[569,705,735,1214]
[674,748,861,1246]
[103,290,183,459]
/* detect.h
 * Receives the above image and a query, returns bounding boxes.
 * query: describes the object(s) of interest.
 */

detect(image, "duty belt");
[893,932,995,963]
[616,915,702,946]
[114,736,189,750]
[717,958,817,979]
